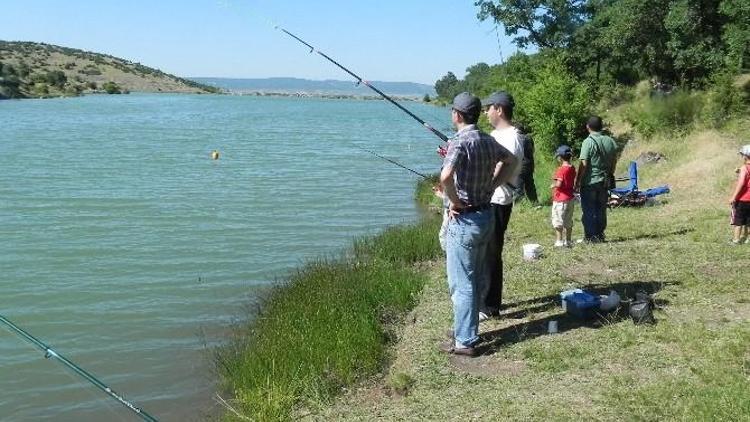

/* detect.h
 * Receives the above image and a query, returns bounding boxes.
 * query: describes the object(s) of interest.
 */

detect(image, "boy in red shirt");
[730,144,750,244]
[551,145,577,247]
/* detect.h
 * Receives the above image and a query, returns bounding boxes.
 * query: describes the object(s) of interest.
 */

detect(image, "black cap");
[452,92,481,115]
[481,91,515,109]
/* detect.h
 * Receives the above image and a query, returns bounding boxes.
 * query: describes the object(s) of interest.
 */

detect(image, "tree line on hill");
[434,0,750,155]
[0,61,125,98]
[0,41,220,99]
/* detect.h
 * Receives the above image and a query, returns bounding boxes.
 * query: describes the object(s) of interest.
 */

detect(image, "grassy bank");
[311,118,750,420]
[216,211,442,420]
[218,91,749,420]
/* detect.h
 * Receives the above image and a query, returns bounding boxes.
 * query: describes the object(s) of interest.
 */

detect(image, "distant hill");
[191,77,436,98]
[0,41,220,99]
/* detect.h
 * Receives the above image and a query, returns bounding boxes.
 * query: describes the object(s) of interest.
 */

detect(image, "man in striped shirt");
[440,92,518,356]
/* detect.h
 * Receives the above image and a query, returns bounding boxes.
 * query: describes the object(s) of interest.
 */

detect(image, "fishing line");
[269,25,450,143]
[494,26,505,64]
[0,315,158,422]
[229,5,457,165]
[352,144,429,179]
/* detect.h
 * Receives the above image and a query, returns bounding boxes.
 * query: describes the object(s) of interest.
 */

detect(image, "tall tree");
[719,0,750,71]
[463,62,492,94]
[574,0,674,83]
[475,0,590,49]
[665,0,727,84]
[434,71,466,100]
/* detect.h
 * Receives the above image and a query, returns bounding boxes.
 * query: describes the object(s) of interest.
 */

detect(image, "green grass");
[312,117,750,421]
[218,102,749,420]
[414,174,442,211]
[216,216,442,420]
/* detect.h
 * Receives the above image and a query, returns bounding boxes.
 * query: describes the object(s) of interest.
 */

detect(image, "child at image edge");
[551,145,577,247]
[729,144,750,244]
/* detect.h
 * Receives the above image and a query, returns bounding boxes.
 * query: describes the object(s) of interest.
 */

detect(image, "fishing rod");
[274,26,450,143]
[353,144,429,178]
[0,315,158,422]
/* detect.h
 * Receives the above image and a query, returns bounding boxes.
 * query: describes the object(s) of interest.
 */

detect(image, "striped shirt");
[444,124,513,206]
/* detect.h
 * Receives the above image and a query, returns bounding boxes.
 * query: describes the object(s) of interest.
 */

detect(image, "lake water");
[0,94,449,421]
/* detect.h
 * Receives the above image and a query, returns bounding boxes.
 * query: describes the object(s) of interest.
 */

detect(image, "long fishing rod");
[353,144,429,178]
[0,315,158,422]
[274,26,450,143]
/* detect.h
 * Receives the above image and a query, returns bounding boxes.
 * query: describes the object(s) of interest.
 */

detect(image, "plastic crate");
[564,291,601,318]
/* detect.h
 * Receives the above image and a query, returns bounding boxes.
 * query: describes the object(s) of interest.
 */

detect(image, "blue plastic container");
[564,291,601,318]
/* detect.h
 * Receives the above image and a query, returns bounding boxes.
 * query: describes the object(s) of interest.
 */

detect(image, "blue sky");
[0,1,522,85]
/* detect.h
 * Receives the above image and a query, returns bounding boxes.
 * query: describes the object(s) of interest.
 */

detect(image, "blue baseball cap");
[555,145,573,157]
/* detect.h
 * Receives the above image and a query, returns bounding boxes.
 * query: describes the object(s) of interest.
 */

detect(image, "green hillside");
[0,41,220,99]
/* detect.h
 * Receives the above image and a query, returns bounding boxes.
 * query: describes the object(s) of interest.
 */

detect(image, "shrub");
[45,70,67,88]
[414,174,442,211]
[81,65,101,76]
[102,81,121,94]
[64,85,82,97]
[599,84,636,108]
[702,72,746,128]
[625,90,701,137]
[33,82,49,96]
[521,60,591,155]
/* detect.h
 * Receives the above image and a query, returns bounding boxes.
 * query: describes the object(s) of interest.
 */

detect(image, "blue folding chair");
[609,161,670,207]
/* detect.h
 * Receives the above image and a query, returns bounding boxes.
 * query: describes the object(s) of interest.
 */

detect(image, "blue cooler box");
[564,291,601,318]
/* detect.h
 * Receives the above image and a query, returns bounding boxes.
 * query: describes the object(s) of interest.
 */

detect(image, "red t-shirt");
[553,164,576,202]
[739,164,750,202]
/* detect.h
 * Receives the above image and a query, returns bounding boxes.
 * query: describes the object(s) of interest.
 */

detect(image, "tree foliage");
[475,0,589,49]
[475,0,750,85]
[0,62,22,98]
[521,59,591,153]
[719,0,750,71]
[433,53,591,155]
[434,72,465,100]
[102,81,122,94]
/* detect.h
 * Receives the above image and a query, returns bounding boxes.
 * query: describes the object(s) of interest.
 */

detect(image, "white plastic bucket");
[522,243,542,261]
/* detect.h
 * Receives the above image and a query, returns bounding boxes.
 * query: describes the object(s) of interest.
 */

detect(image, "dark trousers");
[581,182,609,241]
[516,169,538,203]
[483,203,513,315]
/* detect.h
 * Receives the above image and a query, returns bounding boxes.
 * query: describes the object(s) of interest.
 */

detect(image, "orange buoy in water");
[211,150,220,160]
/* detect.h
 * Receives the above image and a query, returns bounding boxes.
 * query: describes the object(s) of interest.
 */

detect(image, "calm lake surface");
[0,94,448,421]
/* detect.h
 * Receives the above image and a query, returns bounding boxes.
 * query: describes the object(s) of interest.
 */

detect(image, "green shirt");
[579,132,618,186]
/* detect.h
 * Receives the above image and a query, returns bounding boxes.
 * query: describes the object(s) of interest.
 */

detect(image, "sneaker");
[478,311,490,322]
[565,240,573,248]
[554,240,566,248]
[730,239,742,245]
[576,238,585,244]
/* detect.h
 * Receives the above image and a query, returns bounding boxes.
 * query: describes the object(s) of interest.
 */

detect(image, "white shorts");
[551,201,574,229]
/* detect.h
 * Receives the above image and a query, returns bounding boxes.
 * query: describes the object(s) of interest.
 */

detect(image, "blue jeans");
[445,208,495,347]
[581,182,609,241]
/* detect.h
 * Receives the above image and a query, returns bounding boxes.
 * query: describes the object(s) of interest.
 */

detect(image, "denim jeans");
[581,182,609,241]
[445,208,495,347]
